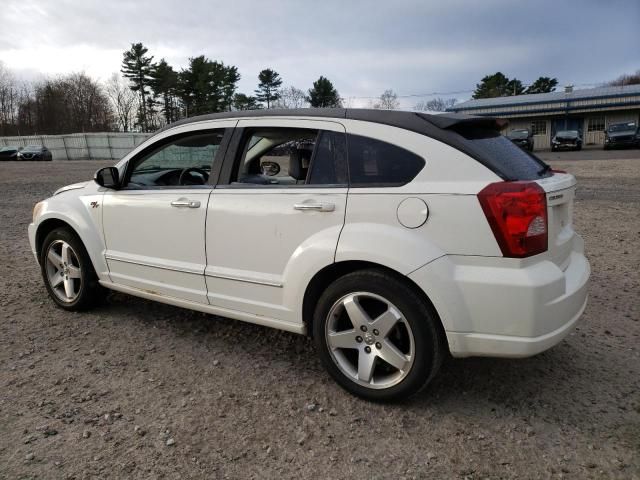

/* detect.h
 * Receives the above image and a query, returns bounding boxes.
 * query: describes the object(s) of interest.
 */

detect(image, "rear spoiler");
[419,113,508,132]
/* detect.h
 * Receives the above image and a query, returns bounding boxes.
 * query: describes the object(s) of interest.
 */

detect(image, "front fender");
[31,188,107,280]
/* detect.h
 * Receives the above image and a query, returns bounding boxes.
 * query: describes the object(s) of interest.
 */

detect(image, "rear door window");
[223,128,348,187]
[347,134,425,187]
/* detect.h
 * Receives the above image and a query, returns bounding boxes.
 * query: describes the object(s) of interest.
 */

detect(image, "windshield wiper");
[537,164,552,177]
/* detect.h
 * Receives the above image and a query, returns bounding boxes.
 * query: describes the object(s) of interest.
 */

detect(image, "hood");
[607,130,636,138]
[53,181,88,196]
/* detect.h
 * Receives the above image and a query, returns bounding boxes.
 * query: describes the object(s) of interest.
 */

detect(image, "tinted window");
[456,128,549,180]
[307,131,348,185]
[347,134,425,186]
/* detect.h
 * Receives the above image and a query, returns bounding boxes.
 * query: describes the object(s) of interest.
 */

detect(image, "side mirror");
[94,167,120,189]
[261,161,281,176]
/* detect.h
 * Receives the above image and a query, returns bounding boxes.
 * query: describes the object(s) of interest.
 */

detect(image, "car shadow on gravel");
[95,291,590,416]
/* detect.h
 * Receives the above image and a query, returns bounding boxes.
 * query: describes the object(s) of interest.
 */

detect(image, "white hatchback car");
[29,109,590,401]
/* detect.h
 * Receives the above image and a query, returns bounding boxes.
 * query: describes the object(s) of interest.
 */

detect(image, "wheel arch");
[36,218,80,260]
[302,260,448,349]
[35,216,107,280]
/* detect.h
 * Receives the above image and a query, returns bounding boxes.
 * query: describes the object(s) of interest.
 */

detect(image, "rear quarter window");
[347,134,425,187]
[456,128,549,180]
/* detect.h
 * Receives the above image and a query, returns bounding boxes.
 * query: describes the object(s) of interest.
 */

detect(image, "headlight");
[32,202,44,223]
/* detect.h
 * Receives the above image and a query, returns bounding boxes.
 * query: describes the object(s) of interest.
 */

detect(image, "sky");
[0,0,638,108]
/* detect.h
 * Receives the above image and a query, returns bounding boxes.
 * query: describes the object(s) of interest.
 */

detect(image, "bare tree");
[415,97,457,112]
[608,70,640,86]
[105,73,139,132]
[0,61,20,135]
[274,86,308,109]
[373,89,400,110]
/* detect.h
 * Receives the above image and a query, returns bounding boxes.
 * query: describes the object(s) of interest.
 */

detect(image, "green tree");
[222,66,240,111]
[233,93,261,110]
[121,43,154,131]
[255,69,282,108]
[473,72,525,99]
[307,76,341,108]
[149,59,179,125]
[525,76,558,94]
[178,56,240,116]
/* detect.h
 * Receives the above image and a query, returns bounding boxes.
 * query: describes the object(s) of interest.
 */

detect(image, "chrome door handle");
[293,202,335,212]
[171,200,201,208]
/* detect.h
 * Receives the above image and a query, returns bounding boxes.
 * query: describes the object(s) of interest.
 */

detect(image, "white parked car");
[28,110,590,401]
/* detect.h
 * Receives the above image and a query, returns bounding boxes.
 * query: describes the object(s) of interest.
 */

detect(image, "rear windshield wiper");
[537,164,552,177]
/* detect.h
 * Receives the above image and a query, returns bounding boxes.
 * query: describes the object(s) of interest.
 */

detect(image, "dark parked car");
[18,145,52,161]
[604,122,640,149]
[506,129,534,151]
[0,146,21,161]
[551,130,582,151]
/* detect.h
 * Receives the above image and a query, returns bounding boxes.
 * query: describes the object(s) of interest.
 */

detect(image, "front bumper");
[605,139,640,148]
[409,241,590,358]
[28,222,38,261]
[552,143,578,150]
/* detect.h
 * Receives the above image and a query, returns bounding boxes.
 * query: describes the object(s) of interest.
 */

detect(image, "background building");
[449,84,640,149]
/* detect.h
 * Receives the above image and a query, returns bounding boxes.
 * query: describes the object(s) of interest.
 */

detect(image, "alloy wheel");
[325,292,415,389]
[45,240,82,303]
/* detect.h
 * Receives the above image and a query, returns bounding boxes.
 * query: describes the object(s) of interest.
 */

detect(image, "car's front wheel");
[40,227,102,310]
[313,269,444,401]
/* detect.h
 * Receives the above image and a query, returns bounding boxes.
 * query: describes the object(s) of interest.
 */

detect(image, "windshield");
[556,130,578,138]
[507,130,529,139]
[608,122,636,133]
[23,145,42,151]
[0,147,17,152]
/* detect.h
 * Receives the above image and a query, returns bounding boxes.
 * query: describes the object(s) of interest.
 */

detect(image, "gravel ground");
[1,155,638,479]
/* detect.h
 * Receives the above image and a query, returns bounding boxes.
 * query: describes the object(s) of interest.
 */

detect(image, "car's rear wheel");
[40,227,102,311]
[313,269,444,401]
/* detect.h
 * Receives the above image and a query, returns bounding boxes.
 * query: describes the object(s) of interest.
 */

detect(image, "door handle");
[293,202,335,212]
[171,199,201,208]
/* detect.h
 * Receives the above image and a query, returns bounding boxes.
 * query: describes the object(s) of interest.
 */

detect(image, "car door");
[205,118,348,327]
[102,124,233,304]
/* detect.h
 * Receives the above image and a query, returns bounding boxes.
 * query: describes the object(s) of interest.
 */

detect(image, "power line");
[343,81,610,101]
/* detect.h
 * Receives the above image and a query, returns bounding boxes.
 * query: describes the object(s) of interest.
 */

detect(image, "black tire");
[313,269,445,402]
[40,227,102,311]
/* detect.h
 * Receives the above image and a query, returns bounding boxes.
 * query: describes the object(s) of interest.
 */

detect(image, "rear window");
[455,128,550,180]
[347,134,425,186]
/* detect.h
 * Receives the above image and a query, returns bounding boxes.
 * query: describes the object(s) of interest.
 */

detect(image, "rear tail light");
[478,181,548,258]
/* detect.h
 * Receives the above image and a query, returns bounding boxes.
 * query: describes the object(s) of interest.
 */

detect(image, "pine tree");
[473,72,526,99]
[178,56,240,116]
[255,69,282,108]
[121,43,154,131]
[525,77,558,94]
[307,76,341,108]
[149,59,179,125]
[233,93,261,110]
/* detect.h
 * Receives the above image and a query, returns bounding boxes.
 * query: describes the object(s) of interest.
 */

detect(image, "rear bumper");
[409,239,590,358]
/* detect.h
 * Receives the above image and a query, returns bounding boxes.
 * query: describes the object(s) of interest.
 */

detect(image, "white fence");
[0,132,153,160]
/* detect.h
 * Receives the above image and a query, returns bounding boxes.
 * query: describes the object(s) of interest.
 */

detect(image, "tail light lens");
[478,181,548,258]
